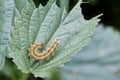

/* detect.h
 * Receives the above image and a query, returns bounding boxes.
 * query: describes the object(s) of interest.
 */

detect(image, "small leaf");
[8,0,100,77]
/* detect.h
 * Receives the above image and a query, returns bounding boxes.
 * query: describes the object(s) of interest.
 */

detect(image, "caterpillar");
[29,39,59,60]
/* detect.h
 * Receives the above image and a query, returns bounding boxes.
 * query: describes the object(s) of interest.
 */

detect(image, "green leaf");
[61,24,120,80]
[0,0,6,70]
[4,0,14,56]
[8,0,100,77]
[0,0,14,70]
[9,2,35,73]
[12,0,35,26]
[13,0,35,14]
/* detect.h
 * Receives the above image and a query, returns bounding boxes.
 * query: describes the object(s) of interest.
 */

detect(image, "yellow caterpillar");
[29,39,59,60]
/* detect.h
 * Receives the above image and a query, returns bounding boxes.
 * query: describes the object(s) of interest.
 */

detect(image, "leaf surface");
[0,0,14,69]
[8,0,100,77]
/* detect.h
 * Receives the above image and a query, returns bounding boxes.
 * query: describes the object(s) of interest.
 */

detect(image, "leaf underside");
[8,0,100,77]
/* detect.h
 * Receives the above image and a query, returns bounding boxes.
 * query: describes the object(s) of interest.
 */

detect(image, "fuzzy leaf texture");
[8,0,101,77]
[0,0,14,69]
